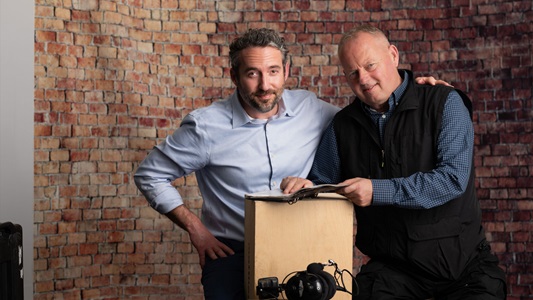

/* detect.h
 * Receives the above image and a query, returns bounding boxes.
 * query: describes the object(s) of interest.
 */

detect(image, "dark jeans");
[353,240,507,300]
[201,237,245,300]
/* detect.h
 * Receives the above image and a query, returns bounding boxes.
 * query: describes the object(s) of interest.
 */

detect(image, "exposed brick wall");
[34,0,532,298]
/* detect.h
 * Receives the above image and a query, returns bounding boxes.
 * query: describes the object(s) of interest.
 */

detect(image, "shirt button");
[381,114,386,119]
[271,182,276,187]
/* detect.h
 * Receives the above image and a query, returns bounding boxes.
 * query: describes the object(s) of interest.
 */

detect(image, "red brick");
[31,1,533,298]
[48,235,67,247]
[36,30,57,42]
[34,281,55,293]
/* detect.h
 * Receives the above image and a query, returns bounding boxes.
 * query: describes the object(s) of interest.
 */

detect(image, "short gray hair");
[338,25,389,54]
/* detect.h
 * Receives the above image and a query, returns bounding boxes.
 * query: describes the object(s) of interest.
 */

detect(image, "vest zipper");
[381,149,385,168]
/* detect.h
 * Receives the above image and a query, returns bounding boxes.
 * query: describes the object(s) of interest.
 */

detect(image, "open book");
[245,183,347,203]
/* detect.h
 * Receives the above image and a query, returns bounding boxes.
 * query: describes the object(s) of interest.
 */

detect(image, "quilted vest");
[333,70,485,280]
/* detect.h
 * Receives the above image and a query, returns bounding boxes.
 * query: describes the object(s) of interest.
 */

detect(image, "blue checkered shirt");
[309,71,474,209]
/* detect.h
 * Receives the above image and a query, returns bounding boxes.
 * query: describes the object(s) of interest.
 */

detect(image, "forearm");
[165,205,203,234]
[371,170,469,209]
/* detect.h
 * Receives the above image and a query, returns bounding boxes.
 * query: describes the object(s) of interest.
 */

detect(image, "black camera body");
[256,277,283,299]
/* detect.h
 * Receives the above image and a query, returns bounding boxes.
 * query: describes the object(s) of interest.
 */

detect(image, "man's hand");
[415,76,453,87]
[188,221,235,268]
[339,178,373,207]
[166,205,234,268]
[280,176,313,194]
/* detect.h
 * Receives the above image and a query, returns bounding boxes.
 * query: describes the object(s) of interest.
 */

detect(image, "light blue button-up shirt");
[134,89,340,241]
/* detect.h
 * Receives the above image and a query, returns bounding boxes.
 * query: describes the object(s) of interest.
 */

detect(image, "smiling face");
[230,46,289,119]
[339,31,401,112]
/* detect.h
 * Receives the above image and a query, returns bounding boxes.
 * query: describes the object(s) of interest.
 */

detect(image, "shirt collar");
[393,70,409,105]
[231,90,291,128]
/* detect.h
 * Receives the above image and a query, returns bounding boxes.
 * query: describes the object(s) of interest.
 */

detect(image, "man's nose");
[258,74,270,90]
[358,70,370,85]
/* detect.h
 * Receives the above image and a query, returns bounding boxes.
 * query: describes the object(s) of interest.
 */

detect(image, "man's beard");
[242,88,284,113]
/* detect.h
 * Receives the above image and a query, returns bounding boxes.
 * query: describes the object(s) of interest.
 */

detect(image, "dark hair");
[229,28,289,71]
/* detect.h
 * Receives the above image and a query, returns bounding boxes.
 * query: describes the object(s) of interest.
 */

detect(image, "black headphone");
[284,263,337,300]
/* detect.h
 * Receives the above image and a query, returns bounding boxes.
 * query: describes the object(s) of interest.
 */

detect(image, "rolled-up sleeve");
[134,114,209,214]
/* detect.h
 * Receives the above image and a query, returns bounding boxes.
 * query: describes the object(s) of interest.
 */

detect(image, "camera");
[256,260,356,300]
[257,277,283,299]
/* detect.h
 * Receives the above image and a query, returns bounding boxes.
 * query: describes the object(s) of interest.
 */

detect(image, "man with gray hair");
[282,25,507,300]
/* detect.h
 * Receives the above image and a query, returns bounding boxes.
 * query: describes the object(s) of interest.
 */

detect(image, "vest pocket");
[406,217,465,280]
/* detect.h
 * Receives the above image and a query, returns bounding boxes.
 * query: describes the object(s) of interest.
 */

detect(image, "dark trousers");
[201,237,245,300]
[353,241,507,300]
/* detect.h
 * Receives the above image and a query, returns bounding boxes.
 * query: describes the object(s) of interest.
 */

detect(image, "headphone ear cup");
[305,263,336,300]
[317,270,336,300]
[285,272,324,300]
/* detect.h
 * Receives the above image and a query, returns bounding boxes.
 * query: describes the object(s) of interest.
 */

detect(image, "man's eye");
[367,63,377,71]
[348,71,358,80]
[247,71,258,77]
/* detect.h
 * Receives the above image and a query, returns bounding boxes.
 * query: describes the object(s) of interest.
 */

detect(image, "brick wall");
[34,0,532,299]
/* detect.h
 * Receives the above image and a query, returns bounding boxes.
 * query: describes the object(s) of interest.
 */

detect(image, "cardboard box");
[245,194,354,300]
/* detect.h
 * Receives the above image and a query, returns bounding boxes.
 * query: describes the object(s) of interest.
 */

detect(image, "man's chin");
[257,105,277,113]
[252,98,278,110]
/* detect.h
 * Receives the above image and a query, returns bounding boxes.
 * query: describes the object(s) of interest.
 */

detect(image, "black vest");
[333,71,484,280]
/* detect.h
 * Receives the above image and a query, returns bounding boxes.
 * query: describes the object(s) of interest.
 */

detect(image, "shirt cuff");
[146,187,183,214]
[371,179,396,206]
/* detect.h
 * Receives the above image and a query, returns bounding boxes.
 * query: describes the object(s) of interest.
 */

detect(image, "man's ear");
[389,45,400,67]
[284,61,290,81]
[230,68,238,86]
